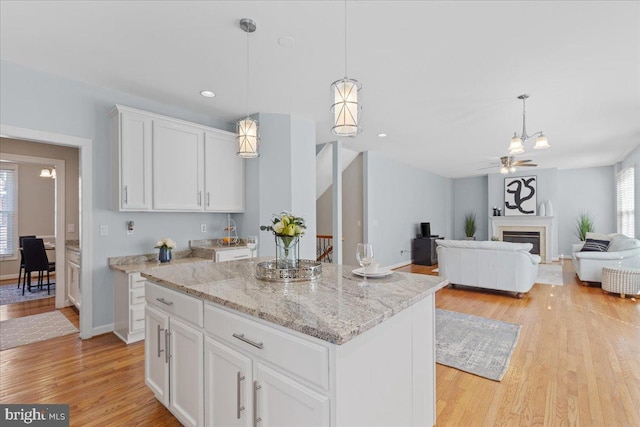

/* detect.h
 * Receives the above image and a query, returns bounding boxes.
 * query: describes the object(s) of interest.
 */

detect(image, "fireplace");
[503,231,540,255]
[490,216,554,263]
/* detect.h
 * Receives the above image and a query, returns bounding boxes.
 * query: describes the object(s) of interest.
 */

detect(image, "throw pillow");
[608,235,640,252]
[580,238,610,252]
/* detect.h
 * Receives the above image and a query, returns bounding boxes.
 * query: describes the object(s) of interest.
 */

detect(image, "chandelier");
[237,18,259,158]
[330,0,361,136]
[508,94,550,155]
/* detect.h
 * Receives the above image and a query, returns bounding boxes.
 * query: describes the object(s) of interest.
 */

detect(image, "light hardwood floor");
[1,260,638,426]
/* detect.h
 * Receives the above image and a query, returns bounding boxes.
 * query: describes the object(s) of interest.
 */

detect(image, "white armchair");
[572,233,640,282]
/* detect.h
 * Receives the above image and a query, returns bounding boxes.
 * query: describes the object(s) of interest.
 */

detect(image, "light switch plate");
[100,225,109,236]
[201,224,207,233]
[67,223,75,233]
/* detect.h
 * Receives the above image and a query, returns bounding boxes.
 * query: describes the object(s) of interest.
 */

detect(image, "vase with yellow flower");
[260,212,306,269]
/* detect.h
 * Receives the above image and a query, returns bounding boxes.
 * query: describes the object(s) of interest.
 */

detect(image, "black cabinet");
[412,237,442,266]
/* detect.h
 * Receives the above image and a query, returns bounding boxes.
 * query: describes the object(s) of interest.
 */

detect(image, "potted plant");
[464,212,477,240]
[576,211,594,241]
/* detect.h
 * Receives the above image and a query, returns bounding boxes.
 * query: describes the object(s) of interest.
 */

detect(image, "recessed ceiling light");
[378,133,387,138]
[200,90,216,98]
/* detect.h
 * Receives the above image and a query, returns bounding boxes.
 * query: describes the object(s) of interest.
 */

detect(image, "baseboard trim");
[91,323,114,337]
[0,273,20,281]
[387,261,412,270]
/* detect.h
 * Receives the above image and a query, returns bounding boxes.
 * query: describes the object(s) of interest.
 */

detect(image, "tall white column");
[332,140,343,264]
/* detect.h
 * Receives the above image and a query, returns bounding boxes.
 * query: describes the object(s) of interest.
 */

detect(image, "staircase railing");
[316,235,334,263]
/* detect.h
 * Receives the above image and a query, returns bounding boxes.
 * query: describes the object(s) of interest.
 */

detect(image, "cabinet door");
[204,131,245,212]
[204,336,253,427]
[153,119,204,211]
[120,111,152,210]
[145,305,169,407]
[169,316,204,427]
[255,363,330,427]
[68,262,80,309]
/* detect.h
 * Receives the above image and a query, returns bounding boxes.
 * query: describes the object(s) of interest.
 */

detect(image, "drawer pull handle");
[237,371,245,419]
[156,297,173,306]
[233,333,263,349]
[135,295,146,300]
[234,255,248,259]
[253,381,262,426]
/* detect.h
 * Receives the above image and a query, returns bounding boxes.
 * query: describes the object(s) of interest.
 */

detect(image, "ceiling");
[1,1,638,178]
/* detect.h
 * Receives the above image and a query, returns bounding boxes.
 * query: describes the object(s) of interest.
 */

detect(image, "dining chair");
[17,235,37,290]
[22,238,55,296]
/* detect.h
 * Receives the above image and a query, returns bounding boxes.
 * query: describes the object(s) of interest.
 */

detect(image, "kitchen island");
[141,259,447,427]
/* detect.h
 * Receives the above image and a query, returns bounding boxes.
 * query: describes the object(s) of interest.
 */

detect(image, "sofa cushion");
[608,235,640,252]
[580,238,610,252]
[436,239,533,252]
[585,232,613,242]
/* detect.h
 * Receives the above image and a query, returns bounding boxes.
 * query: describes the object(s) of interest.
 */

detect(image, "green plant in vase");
[576,211,594,241]
[464,212,477,239]
[260,212,306,268]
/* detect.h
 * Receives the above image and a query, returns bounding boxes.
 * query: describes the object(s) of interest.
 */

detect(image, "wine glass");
[356,243,374,285]
[247,236,258,263]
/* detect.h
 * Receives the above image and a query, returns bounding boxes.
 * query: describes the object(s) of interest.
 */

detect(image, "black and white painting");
[504,176,537,216]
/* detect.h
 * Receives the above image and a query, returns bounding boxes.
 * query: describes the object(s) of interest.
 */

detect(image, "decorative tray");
[256,259,322,283]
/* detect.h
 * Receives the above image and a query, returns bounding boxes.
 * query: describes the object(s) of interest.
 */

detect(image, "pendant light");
[508,94,550,155]
[237,18,259,158]
[331,0,362,136]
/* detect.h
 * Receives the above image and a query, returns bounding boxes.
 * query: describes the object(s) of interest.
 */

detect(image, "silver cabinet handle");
[253,381,262,426]
[157,325,165,358]
[237,371,245,419]
[124,185,128,205]
[233,333,264,349]
[207,192,211,207]
[234,255,249,259]
[156,297,173,306]
[198,191,202,206]
[165,329,171,364]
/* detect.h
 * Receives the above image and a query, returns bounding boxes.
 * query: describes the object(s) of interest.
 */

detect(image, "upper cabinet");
[204,131,244,212]
[111,108,153,210]
[111,105,244,213]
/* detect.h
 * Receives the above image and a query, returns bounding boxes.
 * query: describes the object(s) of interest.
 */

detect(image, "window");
[617,166,635,237]
[0,163,18,259]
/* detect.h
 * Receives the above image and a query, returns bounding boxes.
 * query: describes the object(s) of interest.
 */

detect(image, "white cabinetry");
[215,248,252,263]
[111,107,153,210]
[145,283,204,427]
[113,271,146,344]
[110,105,243,212]
[203,303,330,427]
[152,119,204,211]
[204,131,244,212]
[66,248,81,309]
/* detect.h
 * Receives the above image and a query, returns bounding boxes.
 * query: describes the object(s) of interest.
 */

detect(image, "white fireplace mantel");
[490,216,556,263]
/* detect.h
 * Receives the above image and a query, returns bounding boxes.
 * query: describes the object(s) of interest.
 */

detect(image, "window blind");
[0,164,18,258]
[616,166,635,237]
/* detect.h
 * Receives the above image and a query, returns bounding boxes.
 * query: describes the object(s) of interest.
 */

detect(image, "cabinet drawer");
[215,248,250,263]
[129,272,146,289]
[67,250,80,264]
[130,287,146,306]
[130,306,145,332]
[146,281,203,327]
[204,303,329,390]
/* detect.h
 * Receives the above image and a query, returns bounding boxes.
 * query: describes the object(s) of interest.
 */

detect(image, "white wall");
[452,176,488,240]
[364,152,453,267]
[1,60,236,330]
[316,153,364,266]
[556,166,616,255]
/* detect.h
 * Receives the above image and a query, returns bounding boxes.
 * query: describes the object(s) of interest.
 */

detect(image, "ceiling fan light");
[500,166,509,175]
[509,166,517,173]
[534,133,550,149]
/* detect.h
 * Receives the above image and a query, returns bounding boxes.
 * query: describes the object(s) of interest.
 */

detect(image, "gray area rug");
[536,263,564,286]
[436,309,521,381]
[0,311,77,351]
[0,282,55,305]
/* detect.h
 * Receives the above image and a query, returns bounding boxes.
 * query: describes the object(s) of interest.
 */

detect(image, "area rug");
[0,283,55,306]
[435,309,521,381]
[536,263,564,286]
[0,311,77,351]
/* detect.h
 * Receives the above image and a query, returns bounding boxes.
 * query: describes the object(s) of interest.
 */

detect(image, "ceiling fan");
[480,156,538,174]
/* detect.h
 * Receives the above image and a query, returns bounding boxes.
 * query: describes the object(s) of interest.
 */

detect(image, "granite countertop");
[66,240,80,252]
[141,260,448,345]
[109,250,210,274]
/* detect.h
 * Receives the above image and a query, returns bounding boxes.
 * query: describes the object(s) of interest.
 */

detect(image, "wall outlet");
[201,224,207,233]
[100,225,109,236]
[67,223,75,233]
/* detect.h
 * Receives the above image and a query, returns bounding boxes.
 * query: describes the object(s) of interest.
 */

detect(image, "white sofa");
[572,233,640,282]
[436,240,541,298]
